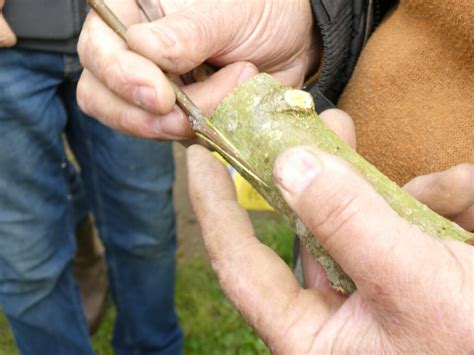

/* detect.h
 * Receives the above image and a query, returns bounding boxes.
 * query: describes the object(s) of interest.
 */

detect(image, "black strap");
[307,0,370,104]
[307,0,398,105]
[4,0,89,54]
[309,86,336,114]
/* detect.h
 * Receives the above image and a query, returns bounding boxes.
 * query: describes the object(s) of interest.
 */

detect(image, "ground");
[0,143,293,354]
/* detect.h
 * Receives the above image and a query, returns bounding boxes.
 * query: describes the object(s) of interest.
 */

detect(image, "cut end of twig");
[284,89,314,110]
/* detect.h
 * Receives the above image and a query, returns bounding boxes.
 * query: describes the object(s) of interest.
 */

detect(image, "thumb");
[273,146,439,297]
[127,3,237,74]
[0,6,16,47]
[153,61,257,139]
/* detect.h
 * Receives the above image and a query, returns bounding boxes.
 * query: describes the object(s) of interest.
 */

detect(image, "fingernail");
[134,86,158,113]
[154,107,192,139]
[147,23,176,47]
[238,64,258,85]
[274,148,322,196]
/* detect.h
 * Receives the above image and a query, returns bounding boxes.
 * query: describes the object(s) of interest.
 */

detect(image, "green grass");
[0,214,293,354]
[0,311,17,354]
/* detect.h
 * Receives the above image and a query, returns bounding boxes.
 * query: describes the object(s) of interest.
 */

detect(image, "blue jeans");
[0,48,183,354]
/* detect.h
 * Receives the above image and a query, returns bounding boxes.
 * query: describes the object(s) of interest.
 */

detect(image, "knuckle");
[76,32,88,65]
[316,190,362,249]
[185,13,211,51]
[105,58,126,91]
[77,30,103,76]
[156,13,210,73]
[0,33,16,47]
[104,52,136,102]
[77,14,96,67]
[297,157,370,250]
[116,107,149,138]
[76,76,92,115]
[78,12,124,78]
[77,72,155,138]
[116,107,134,133]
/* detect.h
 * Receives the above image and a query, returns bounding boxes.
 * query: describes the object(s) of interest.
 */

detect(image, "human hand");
[404,164,474,231]
[77,0,319,139]
[187,110,473,353]
[0,0,16,47]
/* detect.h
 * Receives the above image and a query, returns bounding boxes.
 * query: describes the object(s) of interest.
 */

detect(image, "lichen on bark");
[206,73,473,294]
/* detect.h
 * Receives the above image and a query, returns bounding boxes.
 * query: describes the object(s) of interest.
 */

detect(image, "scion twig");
[85,0,268,187]
[87,0,206,130]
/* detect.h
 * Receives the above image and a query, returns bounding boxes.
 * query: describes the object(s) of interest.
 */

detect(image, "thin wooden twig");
[85,0,269,187]
[87,0,206,131]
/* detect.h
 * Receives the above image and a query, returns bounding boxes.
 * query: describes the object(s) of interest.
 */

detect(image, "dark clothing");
[0,45,182,355]
[3,0,88,53]
[3,0,397,92]
[308,0,397,104]
[0,2,183,353]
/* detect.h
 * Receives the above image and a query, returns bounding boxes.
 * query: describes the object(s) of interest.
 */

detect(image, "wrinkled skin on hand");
[77,0,318,139]
[0,0,17,47]
[187,109,474,354]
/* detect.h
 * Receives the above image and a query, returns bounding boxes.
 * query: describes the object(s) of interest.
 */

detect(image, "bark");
[206,73,473,294]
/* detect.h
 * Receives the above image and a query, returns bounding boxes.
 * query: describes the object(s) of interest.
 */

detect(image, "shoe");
[74,214,109,335]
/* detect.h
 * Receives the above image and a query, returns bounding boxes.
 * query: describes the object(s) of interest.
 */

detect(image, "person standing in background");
[0,1,182,354]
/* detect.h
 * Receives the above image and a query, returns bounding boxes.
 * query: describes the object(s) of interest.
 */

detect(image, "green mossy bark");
[206,73,473,294]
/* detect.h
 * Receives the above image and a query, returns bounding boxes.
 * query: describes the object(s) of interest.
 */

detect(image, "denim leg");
[0,49,93,354]
[63,67,183,354]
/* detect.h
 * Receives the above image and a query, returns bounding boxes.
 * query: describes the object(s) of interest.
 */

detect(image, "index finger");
[403,164,474,216]
[78,1,175,115]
